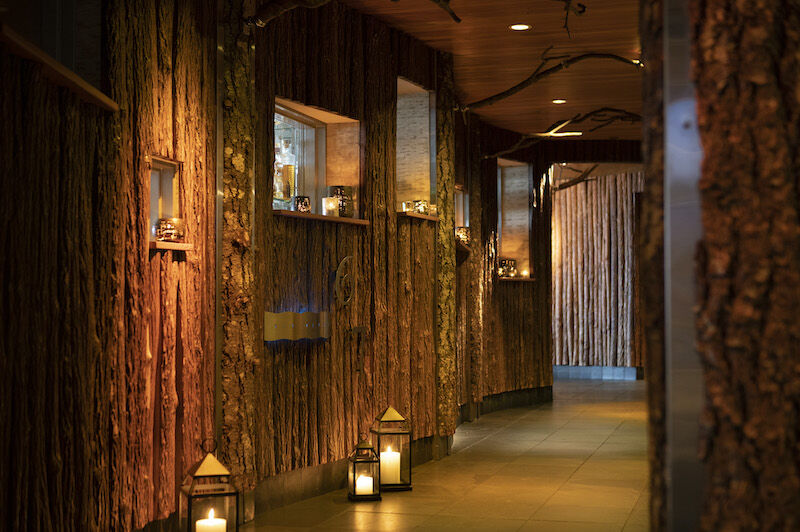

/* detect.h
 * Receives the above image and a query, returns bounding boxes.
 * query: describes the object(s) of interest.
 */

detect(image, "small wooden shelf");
[273,210,370,226]
[397,211,439,222]
[499,277,537,283]
[150,241,193,251]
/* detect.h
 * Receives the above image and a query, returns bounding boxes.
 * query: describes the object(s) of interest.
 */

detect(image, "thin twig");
[554,163,599,191]
[550,0,587,38]
[462,50,642,111]
[247,0,461,26]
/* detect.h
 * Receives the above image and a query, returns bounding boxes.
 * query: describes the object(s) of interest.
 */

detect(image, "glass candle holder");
[292,195,311,213]
[153,217,186,242]
[322,197,340,217]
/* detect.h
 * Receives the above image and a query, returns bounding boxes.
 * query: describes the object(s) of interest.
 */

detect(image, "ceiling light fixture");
[552,99,567,104]
[509,23,531,31]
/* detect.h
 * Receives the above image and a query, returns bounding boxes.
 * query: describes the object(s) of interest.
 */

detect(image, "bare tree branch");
[554,163,599,191]
[462,48,642,111]
[483,107,641,160]
[550,0,587,38]
[247,0,461,26]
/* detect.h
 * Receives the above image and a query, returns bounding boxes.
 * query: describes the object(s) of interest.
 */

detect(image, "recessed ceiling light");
[509,23,531,31]
[552,99,567,104]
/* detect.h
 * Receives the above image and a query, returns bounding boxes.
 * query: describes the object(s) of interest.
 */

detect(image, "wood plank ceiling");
[341,0,642,140]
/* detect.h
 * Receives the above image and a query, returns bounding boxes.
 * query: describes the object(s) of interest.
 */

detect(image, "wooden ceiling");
[341,0,642,139]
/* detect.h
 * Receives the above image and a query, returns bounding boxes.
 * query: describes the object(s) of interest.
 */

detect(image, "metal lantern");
[347,440,382,502]
[371,406,412,491]
[498,257,518,278]
[180,441,239,531]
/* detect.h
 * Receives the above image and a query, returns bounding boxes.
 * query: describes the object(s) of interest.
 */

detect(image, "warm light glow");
[509,23,531,31]
[552,99,567,104]
[549,131,583,137]
[632,59,643,66]
[208,509,215,520]
[521,270,529,277]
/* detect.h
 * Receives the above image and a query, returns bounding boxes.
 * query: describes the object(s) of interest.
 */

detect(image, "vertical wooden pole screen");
[551,168,644,367]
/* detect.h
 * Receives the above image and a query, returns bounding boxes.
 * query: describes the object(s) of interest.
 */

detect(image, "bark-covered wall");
[691,1,800,530]
[1,0,217,528]
[222,2,447,482]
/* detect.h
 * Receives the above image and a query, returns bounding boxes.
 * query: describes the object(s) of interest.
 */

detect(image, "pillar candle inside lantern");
[380,447,401,484]
[355,475,374,495]
[322,197,339,216]
[196,508,226,532]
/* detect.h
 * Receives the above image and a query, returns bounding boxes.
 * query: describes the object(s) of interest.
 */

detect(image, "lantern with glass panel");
[347,440,382,502]
[180,441,239,531]
[371,406,412,491]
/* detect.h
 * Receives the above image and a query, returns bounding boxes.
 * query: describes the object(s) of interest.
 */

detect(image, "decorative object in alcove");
[456,226,470,245]
[292,195,311,213]
[498,258,518,278]
[327,185,355,218]
[321,196,339,217]
[264,311,331,342]
[335,256,354,308]
[179,439,240,531]
[429,204,438,216]
[153,217,186,242]
[402,199,430,215]
[347,440,382,502]
[371,407,412,492]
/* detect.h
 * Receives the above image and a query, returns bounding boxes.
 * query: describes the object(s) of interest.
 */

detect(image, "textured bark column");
[220,0,259,490]
[435,52,457,437]
[692,2,800,530]
[466,114,485,405]
[639,0,665,529]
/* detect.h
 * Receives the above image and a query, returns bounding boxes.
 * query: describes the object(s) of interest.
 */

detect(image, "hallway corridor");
[246,379,649,531]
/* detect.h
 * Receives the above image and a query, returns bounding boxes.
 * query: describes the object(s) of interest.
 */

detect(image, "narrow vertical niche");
[148,156,187,246]
[497,158,531,277]
[396,77,436,214]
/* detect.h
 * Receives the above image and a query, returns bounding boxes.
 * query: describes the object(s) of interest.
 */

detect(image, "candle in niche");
[355,475,374,496]
[196,508,226,532]
[380,447,401,484]
[322,197,339,217]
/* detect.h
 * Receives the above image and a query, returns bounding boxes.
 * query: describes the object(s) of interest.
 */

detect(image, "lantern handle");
[201,437,217,454]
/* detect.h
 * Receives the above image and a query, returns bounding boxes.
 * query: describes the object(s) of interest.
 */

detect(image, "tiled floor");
[244,379,649,531]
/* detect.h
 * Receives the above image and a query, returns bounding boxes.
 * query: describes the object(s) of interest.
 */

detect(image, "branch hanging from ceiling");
[392,0,461,23]
[461,46,643,111]
[246,0,461,26]
[484,107,641,159]
[553,163,599,191]
[550,0,587,38]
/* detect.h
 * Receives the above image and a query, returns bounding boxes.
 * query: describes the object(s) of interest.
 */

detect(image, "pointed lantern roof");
[376,406,406,422]
[188,452,231,478]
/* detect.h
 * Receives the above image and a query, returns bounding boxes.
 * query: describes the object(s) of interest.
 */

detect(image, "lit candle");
[355,474,374,495]
[322,197,339,216]
[196,508,226,532]
[380,446,401,485]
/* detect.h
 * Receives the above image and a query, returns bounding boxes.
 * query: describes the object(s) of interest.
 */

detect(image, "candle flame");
[386,446,392,453]
[208,509,214,519]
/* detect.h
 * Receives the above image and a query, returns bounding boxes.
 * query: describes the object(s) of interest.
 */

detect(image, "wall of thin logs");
[551,168,644,367]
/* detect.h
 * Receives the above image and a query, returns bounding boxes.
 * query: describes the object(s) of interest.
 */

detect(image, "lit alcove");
[396,77,436,217]
[273,97,361,219]
[148,155,191,250]
[497,158,532,277]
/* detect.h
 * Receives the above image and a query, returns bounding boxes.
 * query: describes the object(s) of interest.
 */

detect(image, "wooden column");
[692,1,800,529]
[435,52,458,439]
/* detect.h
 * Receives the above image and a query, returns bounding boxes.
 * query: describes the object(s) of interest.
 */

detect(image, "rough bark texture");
[552,169,644,367]
[220,0,261,491]
[639,0,665,529]
[435,52,458,436]
[1,0,217,527]
[231,2,446,480]
[691,1,800,530]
